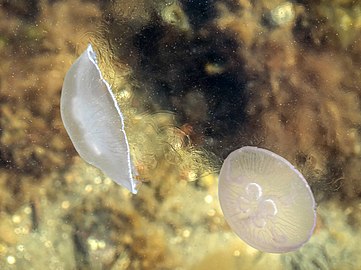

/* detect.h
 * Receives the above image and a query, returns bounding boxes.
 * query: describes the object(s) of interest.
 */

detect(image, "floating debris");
[269,2,295,27]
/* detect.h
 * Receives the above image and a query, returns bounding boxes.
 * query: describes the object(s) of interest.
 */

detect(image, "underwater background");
[0,0,361,269]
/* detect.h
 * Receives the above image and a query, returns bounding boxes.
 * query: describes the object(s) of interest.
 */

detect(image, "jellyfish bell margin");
[218,146,316,253]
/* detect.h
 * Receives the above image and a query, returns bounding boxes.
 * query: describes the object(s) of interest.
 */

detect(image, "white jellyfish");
[218,146,316,253]
[60,44,139,194]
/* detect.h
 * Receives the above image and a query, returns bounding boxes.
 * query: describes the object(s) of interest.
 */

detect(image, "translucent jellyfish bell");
[218,146,316,253]
[61,44,139,194]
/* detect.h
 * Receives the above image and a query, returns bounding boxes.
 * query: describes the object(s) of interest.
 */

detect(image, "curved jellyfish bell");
[61,44,139,194]
[218,146,316,253]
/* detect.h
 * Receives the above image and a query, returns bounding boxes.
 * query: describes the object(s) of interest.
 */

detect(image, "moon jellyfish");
[60,44,139,194]
[218,146,316,253]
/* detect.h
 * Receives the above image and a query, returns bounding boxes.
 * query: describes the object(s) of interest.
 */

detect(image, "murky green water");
[1,0,361,269]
